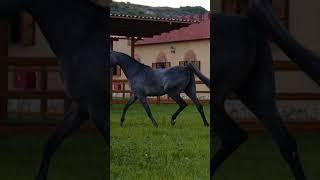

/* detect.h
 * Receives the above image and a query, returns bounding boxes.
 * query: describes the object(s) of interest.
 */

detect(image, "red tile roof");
[110,13,199,23]
[110,13,197,37]
[135,13,210,45]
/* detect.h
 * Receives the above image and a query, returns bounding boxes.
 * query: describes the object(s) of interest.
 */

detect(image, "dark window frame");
[152,62,171,69]
[179,60,201,71]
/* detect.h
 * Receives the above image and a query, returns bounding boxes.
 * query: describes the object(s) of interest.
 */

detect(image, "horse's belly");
[144,85,165,96]
[61,66,107,100]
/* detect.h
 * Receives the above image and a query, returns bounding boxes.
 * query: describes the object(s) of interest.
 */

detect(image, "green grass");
[213,132,320,180]
[0,133,108,180]
[110,104,210,180]
[0,103,210,180]
[4,103,319,180]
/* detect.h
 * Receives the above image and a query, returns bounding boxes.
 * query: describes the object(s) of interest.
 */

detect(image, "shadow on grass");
[212,132,320,180]
[0,133,108,180]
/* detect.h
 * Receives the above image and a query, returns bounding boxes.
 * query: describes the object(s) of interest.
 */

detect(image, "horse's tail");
[248,0,320,85]
[186,62,210,88]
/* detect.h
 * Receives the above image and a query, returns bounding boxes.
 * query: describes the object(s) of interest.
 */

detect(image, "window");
[181,49,201,70]
[222,0,289,28]
[112,66,121,76]
[156,52,167,62]
[179,60,201,70]
[14,71,37,90]
[152,62,171,69]
[153,51,170,69]
[113,83,122,91]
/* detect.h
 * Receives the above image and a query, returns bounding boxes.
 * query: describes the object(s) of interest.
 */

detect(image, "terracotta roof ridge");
[110,13,199,23]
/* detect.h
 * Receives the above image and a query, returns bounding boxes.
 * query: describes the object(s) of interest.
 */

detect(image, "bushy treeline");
[93,0,208,18]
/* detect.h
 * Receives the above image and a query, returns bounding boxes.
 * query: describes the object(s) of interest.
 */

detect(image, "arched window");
[152,51,171,69]
[179,49,201,70]
[183,49,197,61]
[156,51,167,62]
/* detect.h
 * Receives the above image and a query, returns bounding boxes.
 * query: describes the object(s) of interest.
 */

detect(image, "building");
[112,13,210,100]
[0,11,197,119]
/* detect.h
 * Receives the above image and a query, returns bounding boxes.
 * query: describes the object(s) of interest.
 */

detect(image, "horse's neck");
[28,0,108,58]
[118,57,148,78]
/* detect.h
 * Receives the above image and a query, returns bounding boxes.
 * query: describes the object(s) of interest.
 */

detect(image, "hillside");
[92,0,208,18]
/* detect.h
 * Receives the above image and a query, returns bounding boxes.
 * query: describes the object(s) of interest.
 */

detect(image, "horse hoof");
[171,120,176,126]
[120,119,124,127]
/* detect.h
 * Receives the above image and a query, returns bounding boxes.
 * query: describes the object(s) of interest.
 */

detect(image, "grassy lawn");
[111,103,210,180]
[0,133,108,180]
[4,103,319,180]
[213,132,320,180]
[1,103,210,180]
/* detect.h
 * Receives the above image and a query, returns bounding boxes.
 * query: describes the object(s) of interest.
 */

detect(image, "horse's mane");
[112,51,151,69]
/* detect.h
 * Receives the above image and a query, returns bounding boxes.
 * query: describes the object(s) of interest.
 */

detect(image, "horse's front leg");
[168,93,187,126]
[120,95,137,127]
[36,102,89,180]
[88,98,110,178]
[138,96,158,127]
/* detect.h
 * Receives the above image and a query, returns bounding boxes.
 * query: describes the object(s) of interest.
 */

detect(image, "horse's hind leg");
[138,96,158,127]
[237,86,306,180]
[120,95,137,127]
[211,94,248,177]
[237,89,306,180]
[88,98,110,178]
[184,83,209,126]
[36,102,89,180]
[168,92,187,126]
[88,100,109,144]
[235,38,306,180]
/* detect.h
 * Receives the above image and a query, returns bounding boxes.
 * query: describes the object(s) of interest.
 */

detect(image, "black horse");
[1,0,110,180]
[111,51,210,127]
[211,0,320,180]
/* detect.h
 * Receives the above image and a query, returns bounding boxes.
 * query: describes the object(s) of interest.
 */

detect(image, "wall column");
[130,36,135,58]
[110,39,114,103]
[0,20,8,122]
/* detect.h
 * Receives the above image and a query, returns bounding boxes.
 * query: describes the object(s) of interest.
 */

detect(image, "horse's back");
[212,15,258,89]
[158,66,192,92]
[130,66,191,96]
[128,68,164,96]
